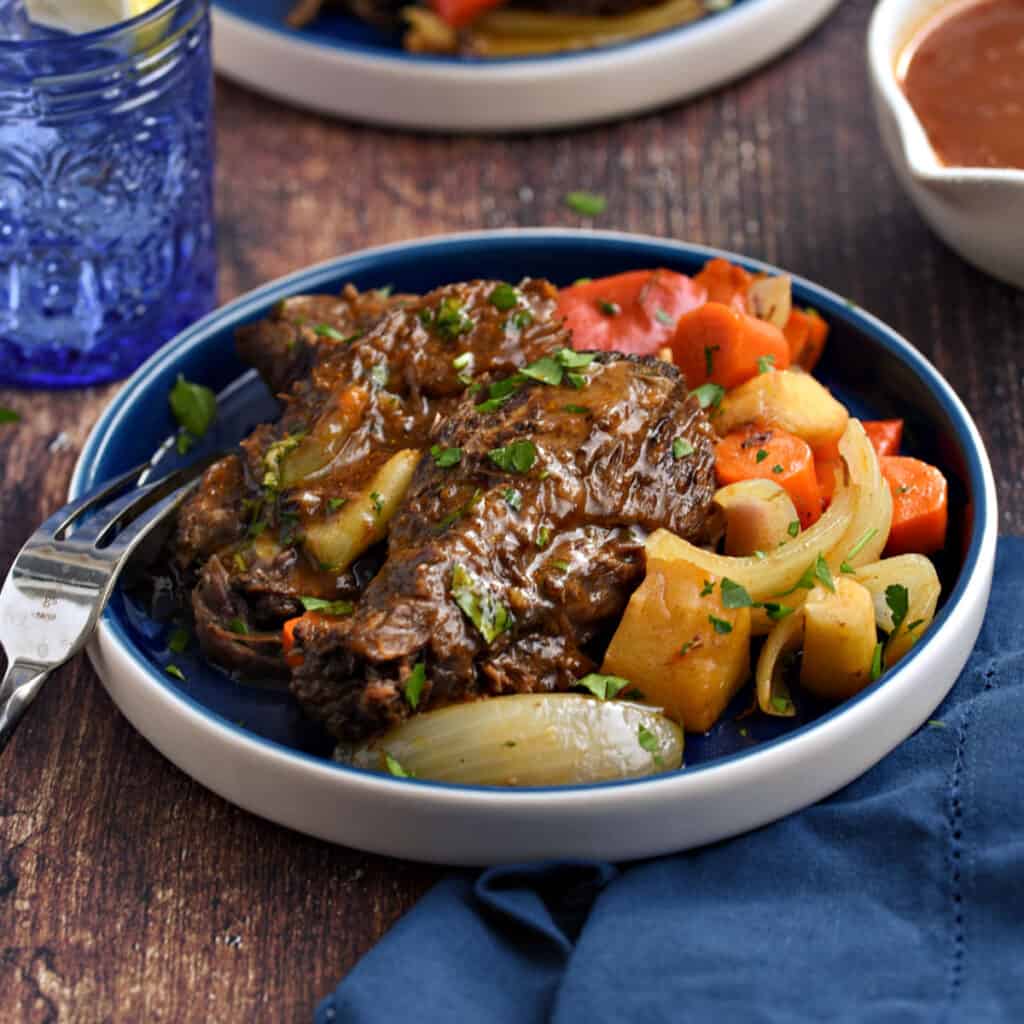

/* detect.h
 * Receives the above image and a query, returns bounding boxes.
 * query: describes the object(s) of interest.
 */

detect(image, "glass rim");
[0,0,201,50]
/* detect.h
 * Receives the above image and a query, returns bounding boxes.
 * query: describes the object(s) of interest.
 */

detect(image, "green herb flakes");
[637,724,663,766]
[168,626,190,654]
[369,364,389,388]
[536,526,550,548]
[451,563,514,645]
[709,614,733,635]
[691,383,726,410]
[385,753,412,778]
[551,560,571,573]
[430,445,463,468]
[503,488,522,512]
[598,299,621,317]
[700,580,714,597]
[556,348,595,369]
[452,352,473,371]
[672,438,694,459]
[262,432,304,490]
[227,618,249,635]
[564,404,590,415]
[704,345,720,377]
[814,553,836,592]
[565,190,607,217]
[169,375,216,444]
[521,356,564,386]
[488,283,519,311]
[370,491,385,516]
[165,664,185,681]
[327,497,347,512]
[787,520,800,538]
[312,323,345,340]
[845,528,878,564]
[870,642,884,681]
[772,464,784,474]
[423,297,475,340]
[509,309,534,331]
[757,354,776,374]
[487,439,537,473]
[771,695,793,714]
[300,596,355,616]
[566,371,587,390]
[0,408,20,424]
[721,578,753,608]
[763,602,794,622]
[577,673,630,700]
[404,662,426,709]
[885,584,909,634]
[655,308,673,326]
[755,449,769,463]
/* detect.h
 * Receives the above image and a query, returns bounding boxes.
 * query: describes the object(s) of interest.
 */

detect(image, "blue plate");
[70,231,998,862]
[210,0,843,131]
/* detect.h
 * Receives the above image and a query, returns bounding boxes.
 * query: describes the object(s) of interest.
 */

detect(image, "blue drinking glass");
[0,0,216,388]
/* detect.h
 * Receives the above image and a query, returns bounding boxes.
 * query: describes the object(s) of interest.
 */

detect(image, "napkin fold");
[318,538,1024,1024]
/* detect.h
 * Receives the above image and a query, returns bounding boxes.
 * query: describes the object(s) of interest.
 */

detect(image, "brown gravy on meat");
[899,0,1024,169]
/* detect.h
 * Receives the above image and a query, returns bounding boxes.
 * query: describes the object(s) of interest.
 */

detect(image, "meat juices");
[170,279,718,742]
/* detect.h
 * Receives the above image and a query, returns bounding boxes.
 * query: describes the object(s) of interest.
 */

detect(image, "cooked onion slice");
[756,609,803,717]
[341,694,683,786]
[854,554,940,663]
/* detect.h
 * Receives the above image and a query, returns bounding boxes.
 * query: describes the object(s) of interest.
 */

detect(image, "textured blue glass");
[0,0,216,388]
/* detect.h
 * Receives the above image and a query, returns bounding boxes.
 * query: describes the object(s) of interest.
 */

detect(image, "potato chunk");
[715,369,848,449]
[800,577,878,700]
[602,555,751,732]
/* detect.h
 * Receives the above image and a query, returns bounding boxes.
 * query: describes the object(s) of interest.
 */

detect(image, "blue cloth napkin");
[318,538,1024,1024]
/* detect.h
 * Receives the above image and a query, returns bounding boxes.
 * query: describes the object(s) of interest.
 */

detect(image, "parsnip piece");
[854,554,940,664]
[715,370,849,449]
[713,478,800,557]
[602,555,751,733]
[747,274,792,329]
[304,449,419,571]
[345,694,683,785]
[281,385,369,487]
[800,577,878,701]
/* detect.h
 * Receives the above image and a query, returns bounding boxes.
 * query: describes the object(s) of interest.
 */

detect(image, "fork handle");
[0,660,51,753]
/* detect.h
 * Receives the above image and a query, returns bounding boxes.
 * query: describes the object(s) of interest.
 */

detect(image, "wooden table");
[1,0,1020,1018]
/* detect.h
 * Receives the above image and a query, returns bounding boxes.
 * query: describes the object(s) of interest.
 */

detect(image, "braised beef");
[291,353,717,741]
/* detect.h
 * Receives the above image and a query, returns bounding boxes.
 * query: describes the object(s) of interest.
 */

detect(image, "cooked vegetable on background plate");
[161,254,949,787]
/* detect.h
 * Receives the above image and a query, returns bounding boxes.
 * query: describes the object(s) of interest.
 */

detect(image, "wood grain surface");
[0,0,1021,1019]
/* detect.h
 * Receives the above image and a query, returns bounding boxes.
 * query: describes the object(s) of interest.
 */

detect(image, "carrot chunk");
[670,302,791,391]
[557,269,706,355]
[715,426,822,527]
[693,258,752,310]
[282,616,306,668]
[880,456,948,555]
[863,419,904,457]
[429,0,504,27]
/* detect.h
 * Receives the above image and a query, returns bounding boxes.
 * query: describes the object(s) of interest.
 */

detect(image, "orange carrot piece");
[429,0,504,26]
[881,456,948,556]
[670,302,791,391]
[715,426,823,527]
[863,419,904,457]
[557,269,707,355]
[694,258,752,311]
[282,616,305,668]
[783,308,811,364]
[797,307,829,372]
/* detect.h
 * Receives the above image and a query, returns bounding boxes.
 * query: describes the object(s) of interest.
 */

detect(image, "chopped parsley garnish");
[168,626,190,654]
[452,351,473,371]
[438,488,482,530]
[508,309,534,331]
[369,364,389,388]
[573,277,593,285]
[227,618,249,635]
[488,283,519,311]
[557,349,595,369]
[870,642,884,681]
[262,432,304,490]
[423,297,475,340]
[564,404,590,415]
[232,553,247,573]
[370,491,385,516]
[928,719,946,729]
[885,584,909,634]
[755,449,769,463]
[566,371,587,389]
[637,724,664,766]
[815,554,836,592]
[772,464,784,474]
[709,614,733,634]
[0,408,20,424]
[536,526,550,548]
[845,528,879,564]
[404,662,426,709]
[430,445,463,468]
[521,356,564,386]
[720,578,753,608]
[551,560,570,572]
[300,596,355,616]
[487,439,537,473]
[704,345,720,377]
[781,554,834,596]
[655,308,673,326]
[691,382,726,410]
[787,520,800,537]
[503,487,522,511]
[577,673,630,700]
[906,619,925,633]
[327,497,347,512]
[451,563,514,644]
[169,374,216,453]
[757,354,776,374]
[598,299,621,317]
[771,695,793,713]
[763,602,794,622]
[700,579,714,596]
[754,549,767,560]
[672,438,694,459]
[165,664,185,681]
[565,190,607,217]
[247,519,267,538]
[312,323,345,339]
[680,640,694,656]
[385,753,412,778]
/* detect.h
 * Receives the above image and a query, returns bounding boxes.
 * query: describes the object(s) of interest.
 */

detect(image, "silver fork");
[0,457,214,752]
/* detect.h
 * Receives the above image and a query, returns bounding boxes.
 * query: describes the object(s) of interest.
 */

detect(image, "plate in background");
[212,0,842,131]
[71,230,997,865]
